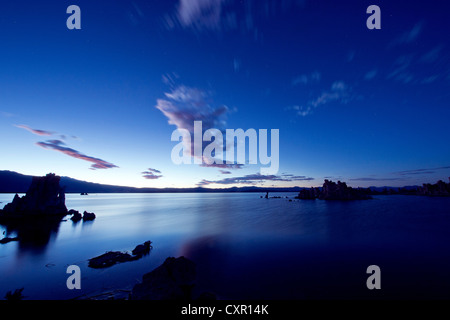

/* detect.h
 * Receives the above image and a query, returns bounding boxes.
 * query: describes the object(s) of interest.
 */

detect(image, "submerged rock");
[130,256,196,300]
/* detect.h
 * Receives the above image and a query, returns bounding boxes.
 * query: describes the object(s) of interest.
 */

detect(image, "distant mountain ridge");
[0,170,304,194]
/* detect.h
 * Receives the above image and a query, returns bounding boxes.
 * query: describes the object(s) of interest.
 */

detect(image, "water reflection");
[0,217,64,255]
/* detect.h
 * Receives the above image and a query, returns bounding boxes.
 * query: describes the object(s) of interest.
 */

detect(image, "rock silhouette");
[296,180,372,200]
[82,211,96,221]
[419,178,450,197]
[69,209,82,222]
[0,173,96,252]
[88,241,152,268]
[0,173,67,218]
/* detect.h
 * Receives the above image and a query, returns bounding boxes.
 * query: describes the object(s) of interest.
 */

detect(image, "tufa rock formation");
[296,180,372,200]
[418,178,450,197]
[0,173,67,218]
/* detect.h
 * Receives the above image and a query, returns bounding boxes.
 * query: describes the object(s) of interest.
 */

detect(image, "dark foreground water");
[1,193,450,300]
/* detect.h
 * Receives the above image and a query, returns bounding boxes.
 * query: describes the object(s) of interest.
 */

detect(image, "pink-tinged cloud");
[36,140,118,170]
[141,168,163,180]
[15,124,54,136]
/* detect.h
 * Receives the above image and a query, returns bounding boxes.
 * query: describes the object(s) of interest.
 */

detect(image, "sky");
[1,0,449,189]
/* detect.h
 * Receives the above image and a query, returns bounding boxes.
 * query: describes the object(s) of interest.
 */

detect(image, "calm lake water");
[1,193,450,300]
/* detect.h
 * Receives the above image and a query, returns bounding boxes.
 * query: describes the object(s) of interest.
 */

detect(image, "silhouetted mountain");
[0,170,303,194]
[0,171,33,193]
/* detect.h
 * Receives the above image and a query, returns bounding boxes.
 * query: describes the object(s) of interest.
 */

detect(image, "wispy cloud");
[1,111,15,118]
[165,0,305,34]
[392,166,450,176]
[364,69,378,81]
[219,170,231,174]
[141,168,163,180]
[199,163,243,169]
[387,55,414,84]
[390,22,423,47]
[156,85,242,169]
[197,172,314,187]
[176,0,226,30]
[36,140,118,170]
[420,45,443,63]
[292,71,321,86]
[291,81,353,117]
[156,85,228,134]
[349,177,404,182]
[15,124,54,136]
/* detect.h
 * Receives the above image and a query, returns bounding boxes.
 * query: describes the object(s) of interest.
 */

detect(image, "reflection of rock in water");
[179,236,232,298]
[0,216,63,253]
[0,173,67,253]
[130,256,197,300]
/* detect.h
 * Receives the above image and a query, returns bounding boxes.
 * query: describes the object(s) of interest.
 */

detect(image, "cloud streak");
[292,71,321,86]
[291,81,353,117]
[36,140,118,170]
[197,173,314,186]
[392,166,450,176]
[141,168,163,180]
[389,22,423,47]
[15,124,54,136]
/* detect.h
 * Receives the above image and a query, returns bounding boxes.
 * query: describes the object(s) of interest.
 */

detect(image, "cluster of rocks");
[419,178,450,197]
[296,180,372,200]
[88,241,152,268]
[69,209,96,222]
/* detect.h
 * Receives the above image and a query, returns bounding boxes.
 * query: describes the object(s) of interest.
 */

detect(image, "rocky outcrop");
[132,241,152,256]
[69,209,82,222]
[296,180,372,201]
[296,187,320,200]
[82,211,96,221]
[419,178,450,197]
[129,256,196,300]
[88,241,152,268]
[320,179,372,200]
[0,173,67,218]
[88,251,140,268]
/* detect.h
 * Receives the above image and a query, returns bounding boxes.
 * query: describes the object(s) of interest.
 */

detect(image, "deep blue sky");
[1,0,449,188]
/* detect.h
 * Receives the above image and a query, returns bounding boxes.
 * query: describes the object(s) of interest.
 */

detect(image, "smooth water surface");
[1,193,450,299]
